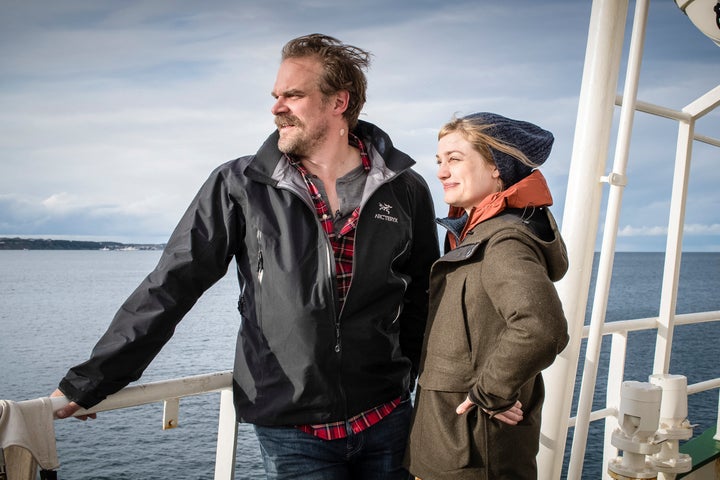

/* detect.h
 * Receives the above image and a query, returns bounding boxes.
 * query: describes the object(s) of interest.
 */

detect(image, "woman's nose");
[437,162,449,180]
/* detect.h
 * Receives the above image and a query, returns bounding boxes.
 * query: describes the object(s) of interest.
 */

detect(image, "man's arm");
[55,165,243,410]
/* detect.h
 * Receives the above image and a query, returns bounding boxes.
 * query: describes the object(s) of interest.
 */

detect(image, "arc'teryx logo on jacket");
[375,202,398,223]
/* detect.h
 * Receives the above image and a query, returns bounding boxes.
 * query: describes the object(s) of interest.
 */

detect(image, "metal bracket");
[600,172,628,186]
[163,397,180,430]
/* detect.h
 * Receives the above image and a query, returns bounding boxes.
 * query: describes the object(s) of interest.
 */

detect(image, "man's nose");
[271,97,287,115]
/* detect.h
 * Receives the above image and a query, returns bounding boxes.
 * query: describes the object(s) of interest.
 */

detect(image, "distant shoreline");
[0,237,165,251]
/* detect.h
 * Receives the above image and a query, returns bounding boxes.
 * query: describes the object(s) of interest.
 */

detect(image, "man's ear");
[334,90,350,114]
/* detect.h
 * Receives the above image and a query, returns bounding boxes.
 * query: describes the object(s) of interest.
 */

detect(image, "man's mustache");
[275,115,302,129]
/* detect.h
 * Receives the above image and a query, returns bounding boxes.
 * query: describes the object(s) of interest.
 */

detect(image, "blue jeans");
[254,398,412,480]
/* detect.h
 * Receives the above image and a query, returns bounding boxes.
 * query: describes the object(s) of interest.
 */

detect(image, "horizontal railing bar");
[616,94,691,121]
[615,95,720,146]
[580,311,720,338]
[688,378,720,395]
[695,134,720,148]
[569,407,618,427]
[45,371,718,423]
[49,370,233,418]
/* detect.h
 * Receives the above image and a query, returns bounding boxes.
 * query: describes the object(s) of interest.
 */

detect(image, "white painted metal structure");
[2,1,719,479]
[539,0,720,479]
[50,371,239,480]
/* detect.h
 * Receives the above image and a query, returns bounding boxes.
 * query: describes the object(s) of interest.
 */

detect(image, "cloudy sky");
[1,0,718,250]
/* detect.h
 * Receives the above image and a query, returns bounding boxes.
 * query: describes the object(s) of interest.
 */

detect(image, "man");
[52,33,439,479]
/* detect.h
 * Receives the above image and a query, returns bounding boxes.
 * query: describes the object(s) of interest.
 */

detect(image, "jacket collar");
[443,170,553,249]
[243,120,415,185]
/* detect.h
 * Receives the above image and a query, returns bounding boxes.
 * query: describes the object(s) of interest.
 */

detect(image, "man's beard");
[276,115,328,158]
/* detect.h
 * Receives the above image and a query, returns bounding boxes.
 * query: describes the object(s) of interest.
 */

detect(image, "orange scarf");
[447,170,553,250]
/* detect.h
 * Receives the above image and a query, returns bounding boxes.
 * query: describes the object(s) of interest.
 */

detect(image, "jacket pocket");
[409,390,486,473]
[425,275,473,364]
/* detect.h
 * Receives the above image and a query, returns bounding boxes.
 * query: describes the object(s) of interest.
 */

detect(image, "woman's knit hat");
[464,112,554,188]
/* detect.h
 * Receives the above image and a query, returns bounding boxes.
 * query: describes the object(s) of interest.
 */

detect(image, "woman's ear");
[493,167,504,191]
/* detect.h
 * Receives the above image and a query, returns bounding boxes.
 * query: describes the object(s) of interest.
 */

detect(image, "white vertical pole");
[653,85,720,375]
[567,1,649,478]
[652,117,693,375]
[602,332,627,478]
[538,0,628,478]
[214,389,238,480]
[715,391,720,441]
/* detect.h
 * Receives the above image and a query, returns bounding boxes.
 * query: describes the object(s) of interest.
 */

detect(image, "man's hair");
[282,33,371,129]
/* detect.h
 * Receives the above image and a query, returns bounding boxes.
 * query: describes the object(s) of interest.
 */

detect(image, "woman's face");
[436,131,501,213]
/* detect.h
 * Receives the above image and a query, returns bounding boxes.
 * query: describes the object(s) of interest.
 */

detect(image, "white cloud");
[41,192,82,212]
[685,224,720,235]
[618,225,668,237]
[617,224,720,237]
[0,0,718,250]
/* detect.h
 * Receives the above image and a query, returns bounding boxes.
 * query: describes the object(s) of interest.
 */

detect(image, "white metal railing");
[539,0,629,475]
[34,316,716,480]
[566,313,720,478]
[541,0,720,478]
[561,87,720,478]
[13,312,713,480]
[49,370,237,480]
[566,2,650,477]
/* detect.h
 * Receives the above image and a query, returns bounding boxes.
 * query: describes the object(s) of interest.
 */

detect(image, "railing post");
[601,331,628,479]
[653,117,693,375]
[715,391,720,442]
[214,389,237,480]
[567,1,650,477]
[539,0,629,478]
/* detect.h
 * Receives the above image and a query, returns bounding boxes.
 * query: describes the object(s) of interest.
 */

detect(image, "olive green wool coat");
[406,208,569,480]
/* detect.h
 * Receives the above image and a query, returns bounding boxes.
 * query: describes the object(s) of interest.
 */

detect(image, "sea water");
[1,250,718,479]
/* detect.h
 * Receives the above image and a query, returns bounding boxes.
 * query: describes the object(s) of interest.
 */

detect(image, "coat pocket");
[425,275,473,364]
[408,389,486,474]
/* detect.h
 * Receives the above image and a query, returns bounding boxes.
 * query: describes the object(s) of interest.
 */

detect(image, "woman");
[406,112,569,479]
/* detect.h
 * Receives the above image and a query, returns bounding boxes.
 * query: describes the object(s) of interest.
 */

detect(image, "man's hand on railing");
[50,389,97,421]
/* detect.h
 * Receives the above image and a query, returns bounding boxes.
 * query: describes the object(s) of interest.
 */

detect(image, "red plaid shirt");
[287,134,401,440]
[296,396,402,440]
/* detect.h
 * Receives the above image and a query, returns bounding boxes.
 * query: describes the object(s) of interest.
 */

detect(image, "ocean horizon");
[1,250,718,479]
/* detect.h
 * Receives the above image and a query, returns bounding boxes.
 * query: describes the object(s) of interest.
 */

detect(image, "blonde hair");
[438,115,538,178]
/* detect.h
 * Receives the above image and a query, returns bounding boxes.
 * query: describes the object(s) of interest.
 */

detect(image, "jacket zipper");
[322,240,341,354]
[256,230,264,284]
